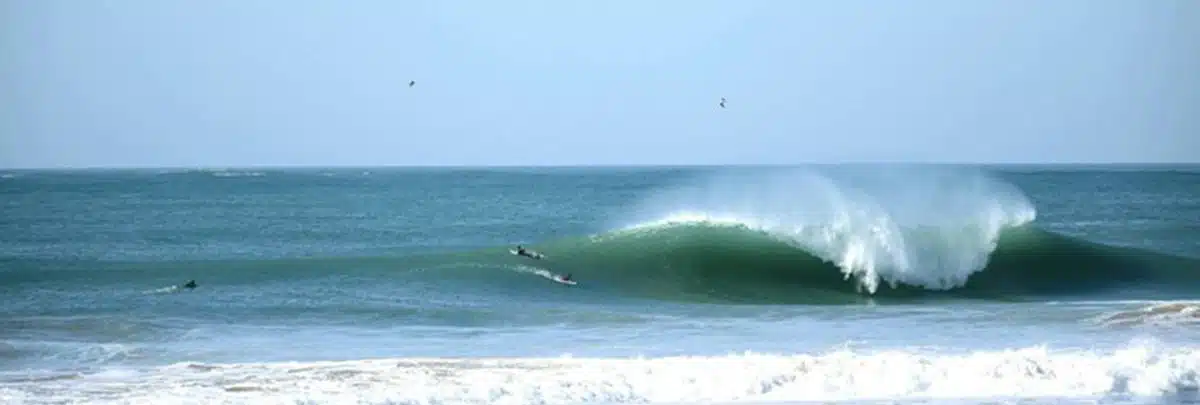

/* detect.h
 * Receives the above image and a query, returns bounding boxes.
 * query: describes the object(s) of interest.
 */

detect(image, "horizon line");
[3,161,1199,171]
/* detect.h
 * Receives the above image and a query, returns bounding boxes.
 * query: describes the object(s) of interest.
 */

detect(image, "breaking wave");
[621,167,1037,293]
[514,167,1200,303]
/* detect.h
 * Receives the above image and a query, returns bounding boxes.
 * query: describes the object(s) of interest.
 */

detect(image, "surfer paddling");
[513,245,544,260]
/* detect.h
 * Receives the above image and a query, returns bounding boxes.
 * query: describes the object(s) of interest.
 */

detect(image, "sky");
[1,0,1197,168]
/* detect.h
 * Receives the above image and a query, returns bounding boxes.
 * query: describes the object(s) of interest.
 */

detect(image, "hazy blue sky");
[2,0,1197,168]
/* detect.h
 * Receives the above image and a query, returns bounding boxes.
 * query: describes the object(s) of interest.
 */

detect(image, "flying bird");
[409,80,415,87]
[719,97,726,108]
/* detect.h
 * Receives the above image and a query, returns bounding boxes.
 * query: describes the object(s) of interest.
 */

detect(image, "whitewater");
[4,345,1200,404]
[2,164,1199,404]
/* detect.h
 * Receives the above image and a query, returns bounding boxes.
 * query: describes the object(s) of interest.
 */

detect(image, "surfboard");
[509,249,545,260]
[551,276,577,286]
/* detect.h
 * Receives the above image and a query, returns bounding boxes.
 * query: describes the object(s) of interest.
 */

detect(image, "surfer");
[515,245,538,259]
[182,280,197,289]
[560,273,572,282]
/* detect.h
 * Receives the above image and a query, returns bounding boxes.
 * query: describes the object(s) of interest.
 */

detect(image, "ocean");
[1,164,1198,405]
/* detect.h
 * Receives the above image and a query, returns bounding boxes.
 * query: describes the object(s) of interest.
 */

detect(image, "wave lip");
[4,344,1198,404]
[617,167,1037,294]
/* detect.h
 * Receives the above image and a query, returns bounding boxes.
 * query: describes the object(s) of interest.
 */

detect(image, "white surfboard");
[551,275,577,286]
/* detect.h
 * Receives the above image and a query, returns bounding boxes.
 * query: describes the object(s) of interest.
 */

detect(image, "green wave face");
[515,222,1198,304]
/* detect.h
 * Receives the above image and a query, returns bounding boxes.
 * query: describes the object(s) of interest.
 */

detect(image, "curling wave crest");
[617,167,1037,293]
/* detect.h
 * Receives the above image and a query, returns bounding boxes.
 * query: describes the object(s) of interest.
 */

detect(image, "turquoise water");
[1,164,1199,404]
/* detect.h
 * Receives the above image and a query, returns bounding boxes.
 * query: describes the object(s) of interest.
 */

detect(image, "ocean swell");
[7,167,1197,305]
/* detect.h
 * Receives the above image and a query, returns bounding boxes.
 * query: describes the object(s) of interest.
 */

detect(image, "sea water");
[1,164,1198,404]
